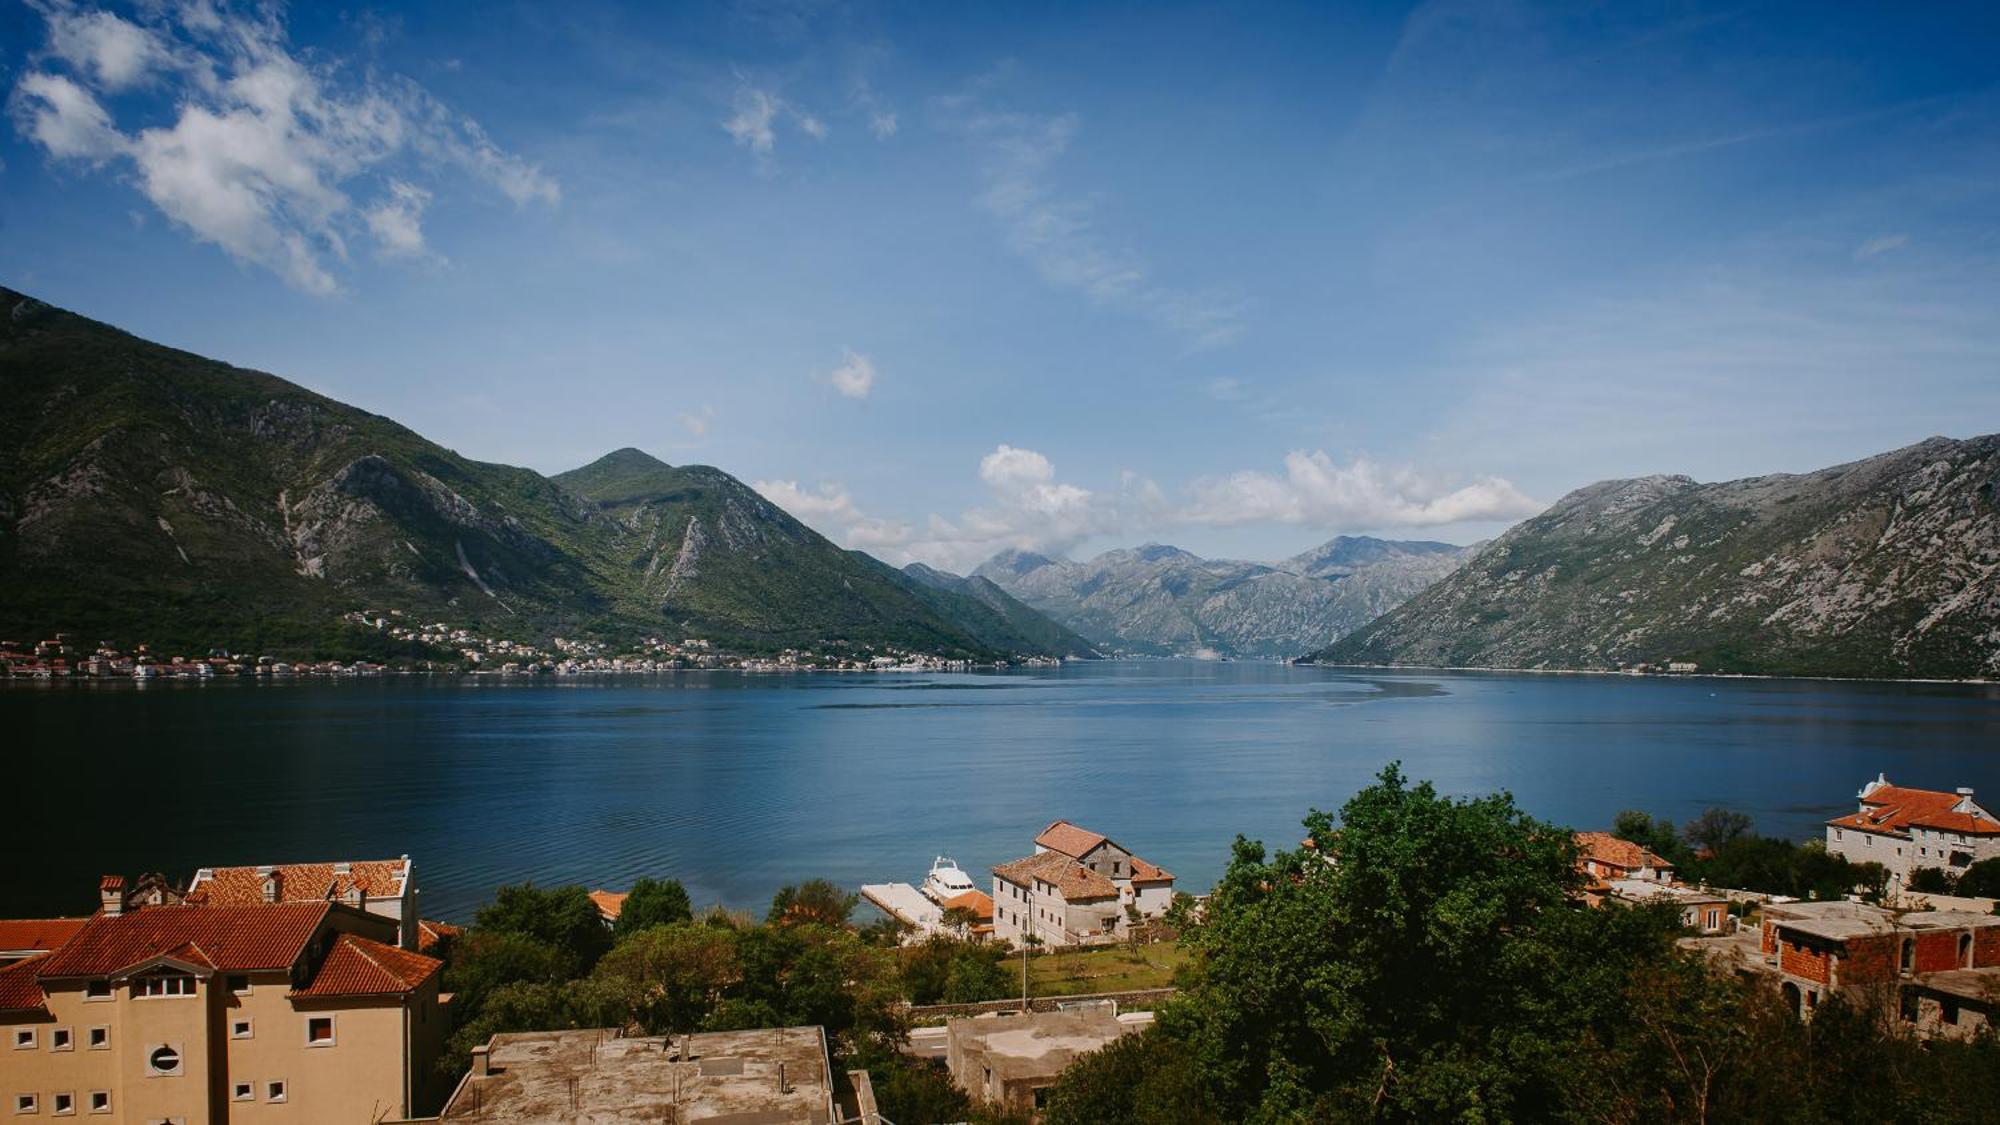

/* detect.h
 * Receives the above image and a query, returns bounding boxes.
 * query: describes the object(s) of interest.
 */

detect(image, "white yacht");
[921,856,977,903]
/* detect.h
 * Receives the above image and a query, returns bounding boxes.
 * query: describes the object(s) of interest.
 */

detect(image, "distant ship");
[922,856,976,903]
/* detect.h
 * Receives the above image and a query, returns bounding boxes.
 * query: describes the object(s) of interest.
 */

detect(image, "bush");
[1955,857,2000,899]
[613,877,694,937]
[1908,866,1957,894]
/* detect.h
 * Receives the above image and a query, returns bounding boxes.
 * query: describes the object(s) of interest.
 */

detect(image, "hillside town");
[3,778,1996,1122]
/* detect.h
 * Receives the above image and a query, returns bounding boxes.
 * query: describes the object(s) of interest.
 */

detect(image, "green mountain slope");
[900,562,1098,658]
[0,288,1078,660]
[1308,436,2000,679]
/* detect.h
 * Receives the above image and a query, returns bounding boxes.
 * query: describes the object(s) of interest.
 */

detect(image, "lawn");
[1022,940,1190,997]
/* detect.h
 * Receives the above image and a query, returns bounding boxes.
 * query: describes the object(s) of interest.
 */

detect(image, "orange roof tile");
[417,918,462,953]
[588,890,628,920]
[939,890,994,921]
[1828,784,1996,837]
[1575,832,1673,872]
[993,851,1119,901]
[1035,820,1110,859]
[0,918,88,954]
[292,933,441,998]
[185,860,409,906]
[1128,856,1175,884]
[0,956,49,1013]
[36,903,329,979]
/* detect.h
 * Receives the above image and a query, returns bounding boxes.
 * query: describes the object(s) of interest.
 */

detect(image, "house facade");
[991,821,1176,948]
[1,877,448,1122]
[1752,900,2000,1024]
[1824,775,2000,889]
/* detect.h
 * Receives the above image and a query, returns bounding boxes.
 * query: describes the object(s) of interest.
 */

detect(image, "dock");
[859,882,943,937]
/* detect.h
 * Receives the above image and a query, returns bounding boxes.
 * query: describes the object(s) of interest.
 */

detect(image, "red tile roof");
[939,890,994,922]
[0,918,88,955]
[588,890,628,921]
[1128,856,1175,884]
[417,918,461,954]
[1035,820,1110,859]
[0,956,49,1013]
[185,860,409,906]
[1575,832,1673,872]
[1828,784,1999,837]
[292,933,441,998]
[993,851,1119,901]
[35,903,329,979]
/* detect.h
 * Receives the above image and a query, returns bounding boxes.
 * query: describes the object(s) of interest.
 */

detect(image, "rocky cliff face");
[974,537,1472,658]
[1311,436,2000,679]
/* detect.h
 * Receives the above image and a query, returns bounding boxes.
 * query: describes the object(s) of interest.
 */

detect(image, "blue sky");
[5,1,1998,570]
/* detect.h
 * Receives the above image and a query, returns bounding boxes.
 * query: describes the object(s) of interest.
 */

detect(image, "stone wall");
[906,987,1178,1020]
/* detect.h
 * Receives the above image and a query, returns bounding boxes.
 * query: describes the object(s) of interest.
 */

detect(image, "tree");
[1162,764,1677,1121]
[474,883,612,974]
[613,877,694,937]
[442,929,572,1016]
[900,935,1012,1005]
[768,879,859,928]
[1954,857,2000,899]
[1683,807,1753,856]
[1045,1026,1219,1125]
[1615,808,1691,866]
[592,923,740,1034]
[1908,865,1957,894]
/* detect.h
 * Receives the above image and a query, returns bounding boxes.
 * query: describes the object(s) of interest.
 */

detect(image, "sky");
[4,1,1998,572]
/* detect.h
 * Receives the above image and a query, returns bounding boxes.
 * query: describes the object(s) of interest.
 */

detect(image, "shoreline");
[1294,659,1997,687]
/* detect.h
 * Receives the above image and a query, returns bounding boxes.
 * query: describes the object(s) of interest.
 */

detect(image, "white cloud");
[756,441,1528,572]
[363,180,432,260]
[724,88,780,153]
[869,110,898,139]
[825,349,876,399]
[1180,452,1542,529]
[1854,233,1908,260]
[941,92,1247,348]
[9,1,558,294]
[795,112,827,140]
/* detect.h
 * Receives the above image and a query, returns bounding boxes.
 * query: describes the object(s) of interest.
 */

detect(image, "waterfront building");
[1824,774,2000,889]
[991,821,1176,948]
[0,877,448,1122]
[1575,831,1675,887]
[435,1027,837,1122]
[186,857,426,950]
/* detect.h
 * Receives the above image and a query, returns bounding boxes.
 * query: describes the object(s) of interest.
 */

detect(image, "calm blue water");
[7,662,1999,921]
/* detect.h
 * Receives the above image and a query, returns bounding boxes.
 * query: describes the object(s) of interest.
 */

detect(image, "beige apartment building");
[1,877,448,1123]
[185,858,424,952]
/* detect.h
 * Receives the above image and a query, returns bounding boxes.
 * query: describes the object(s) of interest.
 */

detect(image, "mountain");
[974,537,1475,658]
[899,562,1098,658]
[0,288,1078,661]
[1309,436,2000,679]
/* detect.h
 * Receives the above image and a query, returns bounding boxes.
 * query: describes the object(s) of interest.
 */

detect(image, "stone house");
[945,1008,1134,1116]
[1754,900,2000,1022]
[991,821,1176,948]
[1824,775,2000,890]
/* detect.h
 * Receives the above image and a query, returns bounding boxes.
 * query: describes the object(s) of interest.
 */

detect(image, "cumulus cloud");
[755,443,1532,572]
[940,91,1247,348]
[825,349,876,399]
[8,0,558,294]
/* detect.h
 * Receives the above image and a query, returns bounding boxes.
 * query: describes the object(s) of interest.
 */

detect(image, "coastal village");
[3,779,1996,1122]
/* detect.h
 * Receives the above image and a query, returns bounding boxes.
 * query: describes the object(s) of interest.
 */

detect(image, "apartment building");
[1,877,448,1122]
[1825,775,2000,889]
[185,858,423,951]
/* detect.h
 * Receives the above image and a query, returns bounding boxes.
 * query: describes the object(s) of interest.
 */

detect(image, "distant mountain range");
[1309,435,2000,679]
[0,288,1089,661]
[973,538,1475,658]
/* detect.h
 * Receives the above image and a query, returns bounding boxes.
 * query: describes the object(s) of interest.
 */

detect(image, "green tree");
[441,929,572,1016]
[900,935,1012,1005]
[768,879,859,928]
[1956,857,2000,899]
[474,883,613,974]
[613,877,694,937]
[592,923,740,1034]
[1045,1026,1219,1125]
[1614,808,1691,866]
[1682,807,1753,856]
[1908,865,1956,894]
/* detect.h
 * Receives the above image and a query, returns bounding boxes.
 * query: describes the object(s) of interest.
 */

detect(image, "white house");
[1826,775,2000,889]
[991,820,1176,948]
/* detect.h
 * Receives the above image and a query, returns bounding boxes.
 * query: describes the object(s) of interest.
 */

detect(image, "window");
[1901,938,1916,976]
[265,1081,287,1104]
[135,972,196,998]
[86,1028,107,1050]
[49,1095,71,1118]
[226,974,250,995]
[147,1043,182,1076]
[51,1028,72,1052]
[1942,999,1962,1026]
[86,1094,107,1116]
[306,1015,335,1045]
[1962,934,1975,968]
[12,1028,34,1049]
[14,1094,36,1114]
[230,1018,253,1040]
[1901,991,1920,1022]
[82,980,111,1001]
[231,1084,253,1103]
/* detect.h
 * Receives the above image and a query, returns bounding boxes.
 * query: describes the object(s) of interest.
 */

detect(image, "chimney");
[1958,787,1975,797]
[333,861,352,876]
[259,866,283,903]
[471,1045,492,1078]
[99,875,126,917]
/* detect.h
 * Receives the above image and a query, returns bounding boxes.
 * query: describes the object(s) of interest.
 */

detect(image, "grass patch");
[1023,941,1189,997]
